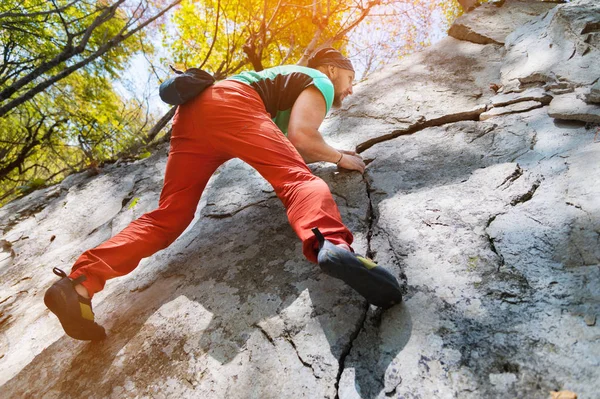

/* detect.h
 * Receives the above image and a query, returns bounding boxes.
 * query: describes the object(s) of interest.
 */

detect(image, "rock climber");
[44,48,403,341]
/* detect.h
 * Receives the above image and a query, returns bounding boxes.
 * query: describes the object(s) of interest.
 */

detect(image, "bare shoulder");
[289,85,327,131]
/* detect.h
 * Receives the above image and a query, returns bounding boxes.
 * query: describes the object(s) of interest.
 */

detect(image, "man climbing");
[44,48,403,341]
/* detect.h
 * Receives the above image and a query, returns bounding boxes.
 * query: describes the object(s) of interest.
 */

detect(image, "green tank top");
[227,65,334,134]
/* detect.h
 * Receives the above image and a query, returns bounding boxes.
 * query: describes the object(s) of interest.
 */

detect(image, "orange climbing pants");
[69,80,353,297]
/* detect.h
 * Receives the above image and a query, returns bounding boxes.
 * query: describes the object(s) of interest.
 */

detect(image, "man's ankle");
[74,284,90,299]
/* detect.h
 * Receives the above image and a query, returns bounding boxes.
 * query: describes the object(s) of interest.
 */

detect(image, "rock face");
[548,90,600,123]
[449,0,558,45]
[1,1,598,398]
[501,0,600,91]
[586,80,600,103]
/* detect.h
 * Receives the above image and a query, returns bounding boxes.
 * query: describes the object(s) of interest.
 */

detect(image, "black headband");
[307,48,354,72]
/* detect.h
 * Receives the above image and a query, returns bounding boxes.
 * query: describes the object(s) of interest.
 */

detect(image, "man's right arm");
[287,86,365,173]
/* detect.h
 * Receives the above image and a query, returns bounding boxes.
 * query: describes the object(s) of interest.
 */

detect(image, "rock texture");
[548,91,600,123]
[1,1,599,398]
[480,99,543,120]
[586,80,600,103]
[501,0,600,90]
[449,0,557,45]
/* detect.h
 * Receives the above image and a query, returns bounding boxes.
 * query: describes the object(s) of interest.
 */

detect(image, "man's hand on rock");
[337,150,365,173]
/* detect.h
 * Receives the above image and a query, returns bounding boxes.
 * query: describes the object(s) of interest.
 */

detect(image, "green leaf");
[467,256,479,272]
[128,197,140,210]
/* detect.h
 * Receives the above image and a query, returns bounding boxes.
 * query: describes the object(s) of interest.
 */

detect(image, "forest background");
[0,0,476,206]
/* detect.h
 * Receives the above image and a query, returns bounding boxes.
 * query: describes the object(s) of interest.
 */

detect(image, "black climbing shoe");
[312,228,403,309]
[44,268,106,341]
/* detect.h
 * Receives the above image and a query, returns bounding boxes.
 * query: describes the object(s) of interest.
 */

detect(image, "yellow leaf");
[128,197,140,210]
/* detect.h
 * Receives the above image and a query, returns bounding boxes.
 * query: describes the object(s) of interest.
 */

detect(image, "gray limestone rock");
[1,0,599,398]
[490,87,552,107]
[341,107,599,399]
[481,99,543,120]
[584,80,600,104]
[501,0,600,90]
[449,0,558,45]
[548,91,600,123]
[584,314,596,327]
[0,157,371,398]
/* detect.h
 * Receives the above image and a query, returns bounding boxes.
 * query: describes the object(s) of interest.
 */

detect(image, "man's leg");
[224,123,402,308]
[208,114,352,264]
[45,102,229,340]
[68,151,226,297]
[68,101,230,297]
[195,81,401,308]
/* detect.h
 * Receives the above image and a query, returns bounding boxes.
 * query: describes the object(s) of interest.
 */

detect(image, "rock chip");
[490,87,552,107]
[584,313,596,327]
[481,100,543,120]
[449,0,558,45]
[548,92,600,123]
[501,0,600,90]
[550,391,578,399]
[584,80,600,104]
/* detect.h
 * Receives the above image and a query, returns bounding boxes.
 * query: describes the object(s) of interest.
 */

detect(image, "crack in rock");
[490,90,553,108]
[10,276,31,287]
[256,324,323,380]
[335,301,369,399]
[497,164,524,189]
[288,336,320,379]
[1,200,51,235]
[530,131,538,150]
[335,173,385,397]
[331,191,350,207]
[121,191,135,210]
[87,219,114,237]
[344,110,407,124]
[256,324,276,347]
[467,123,498,143]
[485,214,505,270]
[0,313,13,330]
[480,100,545,121]
[363,177,376,259]
[203,197,277,219]
[510,181,541,206]
[356,107,485,153]
[565,201,589,215]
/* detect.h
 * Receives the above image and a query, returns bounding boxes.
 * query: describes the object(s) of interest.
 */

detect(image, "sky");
[115,1,457,119]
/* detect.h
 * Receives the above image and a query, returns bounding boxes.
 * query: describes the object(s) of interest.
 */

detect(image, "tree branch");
[0,117,66,180]
[0,0,79,20]
[200,0,221,70]
[0,0,124,103]
[0,0,182,118]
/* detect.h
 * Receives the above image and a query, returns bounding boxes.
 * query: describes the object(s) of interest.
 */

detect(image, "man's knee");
[275,170,324,193]
[136,207,195,246]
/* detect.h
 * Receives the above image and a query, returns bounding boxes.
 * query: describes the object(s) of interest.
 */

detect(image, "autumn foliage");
[0,0,464,205]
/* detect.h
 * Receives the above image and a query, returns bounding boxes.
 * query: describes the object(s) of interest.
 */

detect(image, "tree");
[163,0,391,78]
[0,0,473,206]
[347,0,464,79]
[162,0,466,80]
[0,0,181,204]
[0,66,157,201]
[0,0,181,117]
